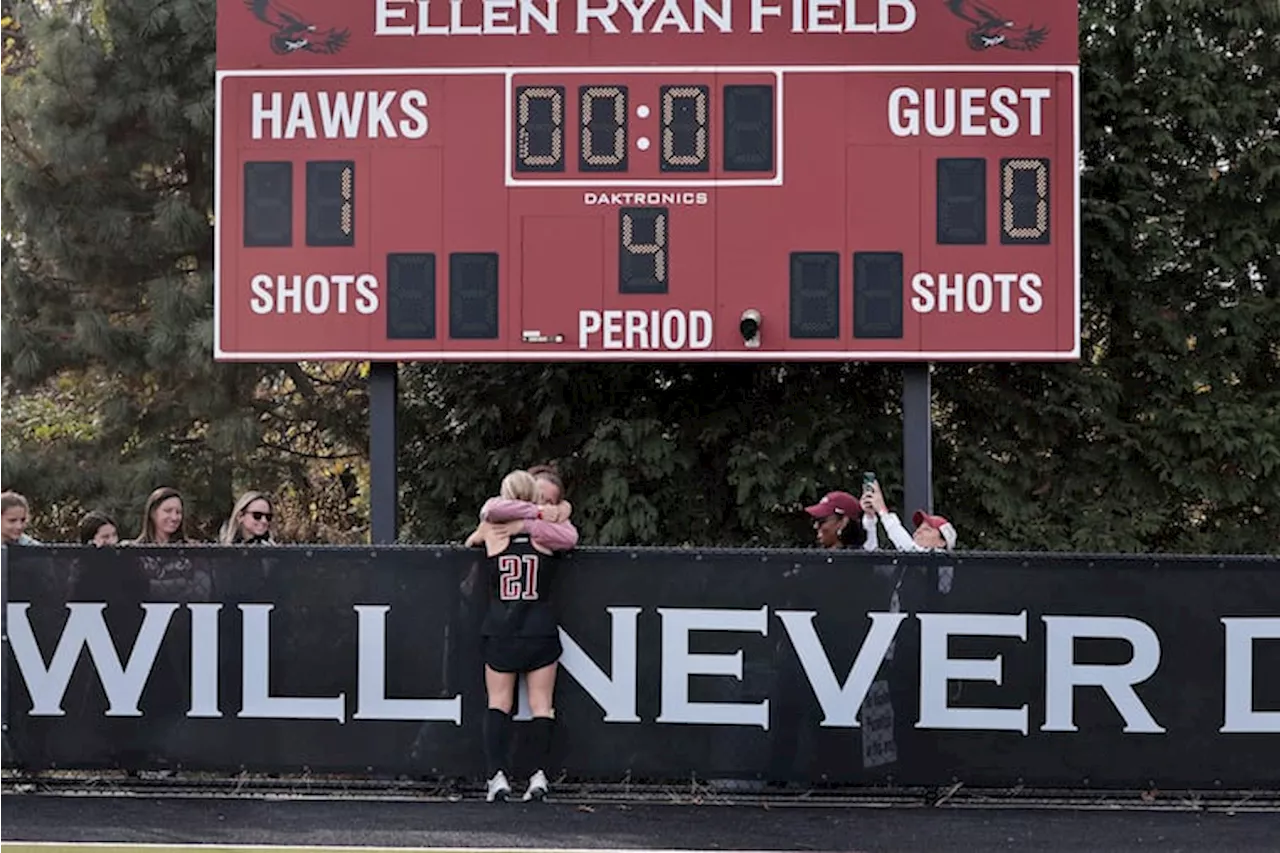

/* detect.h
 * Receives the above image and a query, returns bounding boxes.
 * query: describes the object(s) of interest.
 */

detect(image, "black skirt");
[483,634,564,674]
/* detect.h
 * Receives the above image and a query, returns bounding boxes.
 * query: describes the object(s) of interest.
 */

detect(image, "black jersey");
[481,534,558,639]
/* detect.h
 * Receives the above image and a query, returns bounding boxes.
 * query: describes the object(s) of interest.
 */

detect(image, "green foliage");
[1,0,366,542]
[399,363,906,546]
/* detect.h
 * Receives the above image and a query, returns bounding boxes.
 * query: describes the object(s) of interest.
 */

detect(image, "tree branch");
[259,440,363,461]
[285,362,320,402]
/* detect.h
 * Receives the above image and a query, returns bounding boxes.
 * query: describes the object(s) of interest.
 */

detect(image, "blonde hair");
[1,491,30,514]
[218,491,276,545]
[499,470,538,502]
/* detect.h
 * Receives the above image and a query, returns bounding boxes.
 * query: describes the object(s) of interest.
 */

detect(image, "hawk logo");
[245,0,351,56]
[945,0,1049,52]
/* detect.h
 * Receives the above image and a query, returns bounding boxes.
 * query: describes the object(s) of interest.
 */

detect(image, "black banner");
[2,546,1277,787]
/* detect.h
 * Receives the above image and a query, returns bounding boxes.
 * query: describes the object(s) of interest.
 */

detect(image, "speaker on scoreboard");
[739,309,762,348]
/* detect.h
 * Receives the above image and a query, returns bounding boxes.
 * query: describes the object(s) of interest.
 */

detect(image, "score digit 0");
[660,86,710,172]
[515,86,566,172]
[1000,157,1051,244]
[580,85,628,172]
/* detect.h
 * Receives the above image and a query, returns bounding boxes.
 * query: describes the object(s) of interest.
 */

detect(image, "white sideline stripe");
[0,840,757,845]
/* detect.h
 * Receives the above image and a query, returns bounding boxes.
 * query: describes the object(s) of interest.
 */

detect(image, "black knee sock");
[484,708,512,777]
[528,715,556,772]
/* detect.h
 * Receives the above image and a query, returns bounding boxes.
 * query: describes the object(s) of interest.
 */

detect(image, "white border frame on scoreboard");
[503,67,785,188]
[213,64,1081,362]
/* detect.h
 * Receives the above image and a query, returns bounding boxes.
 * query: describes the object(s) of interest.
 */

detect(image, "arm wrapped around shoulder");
[539,501,573,523]
[527,518,578,551]
[481,498,541,523]
[467,520,526,556]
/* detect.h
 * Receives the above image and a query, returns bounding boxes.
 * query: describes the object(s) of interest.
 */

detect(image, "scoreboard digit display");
[215,0,1079,361]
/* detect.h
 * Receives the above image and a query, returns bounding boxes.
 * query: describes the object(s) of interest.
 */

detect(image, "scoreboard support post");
[902,365,933,520]
[369,362,399,544]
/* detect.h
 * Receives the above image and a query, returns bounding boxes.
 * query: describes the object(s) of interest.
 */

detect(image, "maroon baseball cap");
[805,491,862,518]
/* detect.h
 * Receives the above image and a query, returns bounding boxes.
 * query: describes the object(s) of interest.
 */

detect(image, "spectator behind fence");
[1,491,40,545]
[468,464,578,556]
[129,487,210,602]
[804,490,878,551]
[862,480,957,552]
[218,491,277,545]
[78,510,120,546]
[130,487,190,545]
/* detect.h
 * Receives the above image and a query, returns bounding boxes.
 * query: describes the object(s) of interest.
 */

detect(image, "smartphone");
[862,472,876,494]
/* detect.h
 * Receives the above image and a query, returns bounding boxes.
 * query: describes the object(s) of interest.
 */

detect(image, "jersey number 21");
[498,554,541,601]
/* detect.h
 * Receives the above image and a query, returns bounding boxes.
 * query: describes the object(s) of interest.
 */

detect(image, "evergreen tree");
[1,0,366,541]
[2,6,26,74]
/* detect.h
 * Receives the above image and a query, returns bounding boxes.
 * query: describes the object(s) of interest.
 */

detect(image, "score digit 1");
[306,161,355,247]
[242,160,355,248]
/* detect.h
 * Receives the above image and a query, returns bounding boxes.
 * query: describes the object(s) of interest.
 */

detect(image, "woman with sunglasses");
[218,491,277,545]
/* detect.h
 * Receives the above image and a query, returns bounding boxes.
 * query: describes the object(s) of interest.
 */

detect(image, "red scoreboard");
[215,0,1079,361]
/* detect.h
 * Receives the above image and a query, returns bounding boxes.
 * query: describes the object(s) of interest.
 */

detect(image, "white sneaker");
[522,769,549,802]
[485,770,511,803]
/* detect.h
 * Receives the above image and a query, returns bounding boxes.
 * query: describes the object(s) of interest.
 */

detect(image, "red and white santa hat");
[912,510,958,551]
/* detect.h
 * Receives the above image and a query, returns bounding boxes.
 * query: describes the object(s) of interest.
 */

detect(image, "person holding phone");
[861,479,957,552]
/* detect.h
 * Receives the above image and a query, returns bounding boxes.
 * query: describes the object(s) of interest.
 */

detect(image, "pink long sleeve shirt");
[481,498,579,551]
